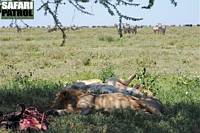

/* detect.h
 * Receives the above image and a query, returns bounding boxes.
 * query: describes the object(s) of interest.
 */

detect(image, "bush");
[99,65,115,82]
[82,57,91,66]
[1,37,12,41]
[98,35,114,42]
[25,37,33,41]
[135,67,159,95]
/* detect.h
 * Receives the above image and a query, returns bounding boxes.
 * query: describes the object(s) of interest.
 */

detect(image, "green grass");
[0,27,199,82]
[0,27,200,132]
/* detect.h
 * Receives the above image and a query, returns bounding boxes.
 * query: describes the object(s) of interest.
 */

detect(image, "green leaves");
[99,65,115,82]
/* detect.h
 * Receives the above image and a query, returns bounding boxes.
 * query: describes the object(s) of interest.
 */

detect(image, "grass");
[0,26,200,132]
[0,27,199,82]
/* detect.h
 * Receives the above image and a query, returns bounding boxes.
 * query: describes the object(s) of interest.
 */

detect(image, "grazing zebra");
[123,24,137,34]
[129,26,137,34]
[159,25,166,35]
[47,27,58,32]
[153,26,159,34]
[153,25,166,35]
[70,25,79,31]
[16,25,22,33]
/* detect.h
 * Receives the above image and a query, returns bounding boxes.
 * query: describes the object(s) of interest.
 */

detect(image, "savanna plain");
[0,26,199,132]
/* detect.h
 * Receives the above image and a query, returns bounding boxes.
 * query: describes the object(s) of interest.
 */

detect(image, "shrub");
[99,65,115,82]
[25,37,33,41]
[1,37,12,41]
[135,67,159,95]
[98,35,114,42]
[82,57,91,66]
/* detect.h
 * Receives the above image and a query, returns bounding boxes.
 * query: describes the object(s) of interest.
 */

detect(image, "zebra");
[123,24,137,34]
[129,25,137,34]
[159,25,166,35]
[153,24,166,35]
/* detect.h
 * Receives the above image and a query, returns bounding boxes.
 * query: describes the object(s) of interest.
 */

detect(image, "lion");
[64,74,144,96]
[49,88,163,116]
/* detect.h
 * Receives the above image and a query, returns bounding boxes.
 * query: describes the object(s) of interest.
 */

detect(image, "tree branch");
[38,0,66,46]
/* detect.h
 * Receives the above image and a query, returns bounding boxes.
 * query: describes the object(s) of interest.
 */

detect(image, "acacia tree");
[37,0,177,46]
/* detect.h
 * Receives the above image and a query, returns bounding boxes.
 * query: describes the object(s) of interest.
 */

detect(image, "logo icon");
[0,0,34,19]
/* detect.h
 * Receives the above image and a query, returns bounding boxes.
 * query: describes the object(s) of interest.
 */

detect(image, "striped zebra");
[123,24,137,34]
[153,24,166,35]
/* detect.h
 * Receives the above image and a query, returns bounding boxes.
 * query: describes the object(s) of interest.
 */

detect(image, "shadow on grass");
[48,103,200,133]
[0,80,62,112]
[0,79,200,133]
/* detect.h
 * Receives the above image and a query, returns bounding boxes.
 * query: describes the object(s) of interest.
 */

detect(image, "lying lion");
[66,74,147,96]
[50,88,163,116]
[77,74,136,89]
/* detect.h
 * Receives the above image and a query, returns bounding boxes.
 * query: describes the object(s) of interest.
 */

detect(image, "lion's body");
[65,74,144,96]
[51,88,163,115]
[94,93,141,112]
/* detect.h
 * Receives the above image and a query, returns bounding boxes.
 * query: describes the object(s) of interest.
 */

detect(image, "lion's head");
[51,89,84,111]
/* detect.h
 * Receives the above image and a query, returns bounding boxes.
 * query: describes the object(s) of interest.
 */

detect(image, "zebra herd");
[116,23,167,35]
[122,24,137,34]
[46,24,168,35]
[2,23,198,35]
